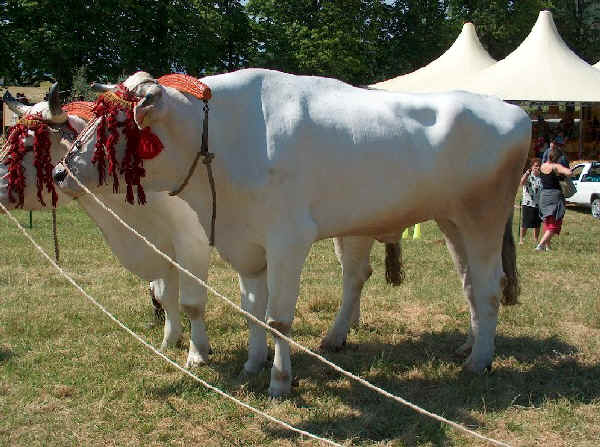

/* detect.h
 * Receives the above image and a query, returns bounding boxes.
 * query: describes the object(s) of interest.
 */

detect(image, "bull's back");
[268,78,530,233]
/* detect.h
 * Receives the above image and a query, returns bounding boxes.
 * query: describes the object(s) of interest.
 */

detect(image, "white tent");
[463,10,600,102]
[594,60,600,69]
[369,22,496,93]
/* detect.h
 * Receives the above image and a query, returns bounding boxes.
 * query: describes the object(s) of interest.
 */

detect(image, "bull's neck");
[166,71,265,233]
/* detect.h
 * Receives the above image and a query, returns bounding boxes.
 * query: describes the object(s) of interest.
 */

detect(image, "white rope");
[59,166,513,447]
[0,200,343,447]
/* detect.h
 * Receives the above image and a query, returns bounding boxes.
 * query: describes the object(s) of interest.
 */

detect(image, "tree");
[446,0,600,62]
[67,66,96,102]
[372,0,454,83]
[0,0,252,87]
[246,0,387,85]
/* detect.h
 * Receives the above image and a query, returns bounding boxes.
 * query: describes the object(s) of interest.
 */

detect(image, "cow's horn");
[2,89,31,117]
[90,82,116,92]
[48,82,65,118]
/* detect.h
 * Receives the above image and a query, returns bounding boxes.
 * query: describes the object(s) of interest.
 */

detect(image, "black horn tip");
[48,81,64,117]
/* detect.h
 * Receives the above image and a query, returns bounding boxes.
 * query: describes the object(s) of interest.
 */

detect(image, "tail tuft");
[501,214,520,305]
[385,242,404,286]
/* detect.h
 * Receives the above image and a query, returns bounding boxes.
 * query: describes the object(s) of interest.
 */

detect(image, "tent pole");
[579,102,583,159]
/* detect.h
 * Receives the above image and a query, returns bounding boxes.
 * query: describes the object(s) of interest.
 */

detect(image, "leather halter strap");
[168,100,216,246]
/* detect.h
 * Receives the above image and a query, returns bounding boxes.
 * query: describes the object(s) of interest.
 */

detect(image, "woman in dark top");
[536,146,572,251]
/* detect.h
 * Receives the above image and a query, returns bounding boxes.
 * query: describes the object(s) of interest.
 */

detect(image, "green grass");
[1,201,600,446]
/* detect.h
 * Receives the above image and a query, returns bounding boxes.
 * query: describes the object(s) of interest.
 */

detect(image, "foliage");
[0,1,598,88]
[446,0,600,62]
[67,66,96,102]
[0,0,251,87]
[246,0,387,85]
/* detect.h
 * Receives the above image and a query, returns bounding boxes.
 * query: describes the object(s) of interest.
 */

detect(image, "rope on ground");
[0,200,343,447]
[60,166,513,447]
[52,208,60,262]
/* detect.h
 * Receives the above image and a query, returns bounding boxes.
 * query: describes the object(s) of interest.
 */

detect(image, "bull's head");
[1,84,88,210]
[56,71,208,202]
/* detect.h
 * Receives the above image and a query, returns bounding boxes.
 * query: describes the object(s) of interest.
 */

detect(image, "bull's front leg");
[180,272,210,369]
[238,270,269,376]
[265,224,315,397]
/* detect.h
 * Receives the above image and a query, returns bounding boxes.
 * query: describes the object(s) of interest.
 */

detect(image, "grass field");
[1,201,599,446]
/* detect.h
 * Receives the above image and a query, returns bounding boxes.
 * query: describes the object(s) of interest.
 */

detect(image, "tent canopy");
[463,10,600,102]
[369,23,496,93]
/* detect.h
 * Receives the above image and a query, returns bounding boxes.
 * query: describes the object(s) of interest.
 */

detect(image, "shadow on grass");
[566,204,594,216]
[143,330,597,446]
[0,346,15,363]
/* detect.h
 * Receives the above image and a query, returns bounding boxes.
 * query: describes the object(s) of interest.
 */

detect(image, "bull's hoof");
[185,348,210,369]
[319,333,347,352]
[159,333,183,352]
[269,369,292,397]
[463,354,493,373]
[268,383,291,398]
[455,343,473,357]
[238,368,258,383]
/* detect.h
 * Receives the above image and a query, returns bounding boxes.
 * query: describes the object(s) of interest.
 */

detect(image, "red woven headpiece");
[2,114,58,208]
[157,74,212,101]
[91,84,164,205]
[63,101,96,121]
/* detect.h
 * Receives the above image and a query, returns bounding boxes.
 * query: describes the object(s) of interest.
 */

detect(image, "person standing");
[519,158,543,245]
[536,146,572,251]
[542,139,569,167]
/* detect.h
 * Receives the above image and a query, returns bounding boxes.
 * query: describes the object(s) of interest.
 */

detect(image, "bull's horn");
[48,82,65,118]
[2,89,31,117]
[90,82,116,92]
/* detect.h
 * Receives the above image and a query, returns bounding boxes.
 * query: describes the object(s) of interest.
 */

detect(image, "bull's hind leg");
[151,270,183,351]
[320,236,374,351]
[436,218,506,372]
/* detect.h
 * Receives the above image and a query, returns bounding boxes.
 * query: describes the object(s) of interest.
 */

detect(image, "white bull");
[0,87,211,368]
[1,85,393,372]
[58,69,530,396]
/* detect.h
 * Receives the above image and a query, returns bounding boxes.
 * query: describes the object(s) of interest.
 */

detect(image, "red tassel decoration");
[2,115,59,208]
[138,126,164,159]
[89,84,164,205]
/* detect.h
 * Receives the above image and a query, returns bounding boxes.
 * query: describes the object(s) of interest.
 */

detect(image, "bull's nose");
[53,164,68,183]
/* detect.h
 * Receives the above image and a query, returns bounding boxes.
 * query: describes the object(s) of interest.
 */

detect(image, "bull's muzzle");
[53,163,68,184]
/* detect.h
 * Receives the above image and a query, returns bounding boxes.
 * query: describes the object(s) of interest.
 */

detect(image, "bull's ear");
[3,89,31,116]
[133,84,163,129]
[90,82,117,92]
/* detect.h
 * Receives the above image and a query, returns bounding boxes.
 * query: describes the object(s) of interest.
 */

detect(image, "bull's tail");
[385,242,404,286]
[149,283,166,322]
[501,214,520,305]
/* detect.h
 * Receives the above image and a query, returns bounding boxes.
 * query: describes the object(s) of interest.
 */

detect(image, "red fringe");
[87,74,213,205]
[90,85,160,204]
[3,116,58,208]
